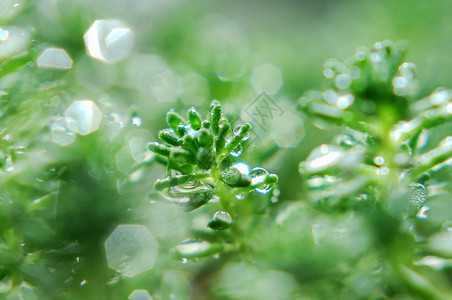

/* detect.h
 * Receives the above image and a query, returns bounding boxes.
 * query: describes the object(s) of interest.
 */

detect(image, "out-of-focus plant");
[291,40,452,299]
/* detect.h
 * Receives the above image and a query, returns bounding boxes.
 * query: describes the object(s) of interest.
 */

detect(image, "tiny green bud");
[202,120,211,129]
[210,102,222,136]
[222,167,251,187]
[147,142,170,157]
[159,129,182,146]
[166,110,186,132]
[183,134,198,154]
[187,107,202,130]
[197,128,213,149]
[208,211,232,231]
[177,124,187,137]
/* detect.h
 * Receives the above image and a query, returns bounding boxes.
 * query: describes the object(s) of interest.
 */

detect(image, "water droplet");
[0,26,29,60]
[399,62,416,81]
[235,193,245,200]
[80,280,87,287]
[430,89,451,105]
[51,116,76,146]
[323,69,334,78]
[105,225,159,278]
[229,143,242,158]
[409,183,427,213]
[84,19,134,64]
[128,289,153,300]
[174,240,212,258]
[37,48,73,69]
[442,221,452,232]
[208,211,232,231]
[377,167,389,175]
[5,155,14,172]
[303,144,343,174]
[76,257,80,263]
[131,116,142,127]
[250,63,283,95]
[181,258,188,264]
[374,156,385,166]
[65,100,102,135]
[369,53,381,63]
[250,167,271,194]
[166,181,213,211]
[335,73,352,89]
[231,162,250,175]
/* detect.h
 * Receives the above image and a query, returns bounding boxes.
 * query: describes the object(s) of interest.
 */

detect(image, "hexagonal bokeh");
[149,69,183,103]
[105,225,159,278]
[64,100,102,135]
[250,63,283,95]
[37,48,73,69]
[128,289,153,300]
[84,19,134,64]
[51,116,76,146]
[0,26,30,60]
[270,111,305,148]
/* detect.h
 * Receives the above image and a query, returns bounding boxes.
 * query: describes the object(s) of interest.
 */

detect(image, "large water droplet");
[105,225,159,278]
[250,167,271,194]
[65,100,102,135]
[166,181,213,211]
[37,48,73,69]
[84,19,134,64]
[128,289,153,300]
[303,144,343,174]
[442,220,452,232]
[208,211,232,231]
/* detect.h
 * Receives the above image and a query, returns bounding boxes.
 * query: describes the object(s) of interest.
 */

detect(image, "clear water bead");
[105,225,159,278]
[0,26,29,60]
[129,289,153,300]
[409,183,427,212]
[51,117,76,146]
[250,167,271,194]
[270,111,305,148]
[65,100,102,135]
[37,48,73,69]
[250,63,283,95]
[84,19,134,64]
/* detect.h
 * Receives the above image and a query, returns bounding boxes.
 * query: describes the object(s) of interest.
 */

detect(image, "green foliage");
[0,1,452,299]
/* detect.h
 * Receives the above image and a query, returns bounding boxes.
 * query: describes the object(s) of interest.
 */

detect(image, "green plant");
[147,102,278,251]
[294,40,452,299]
